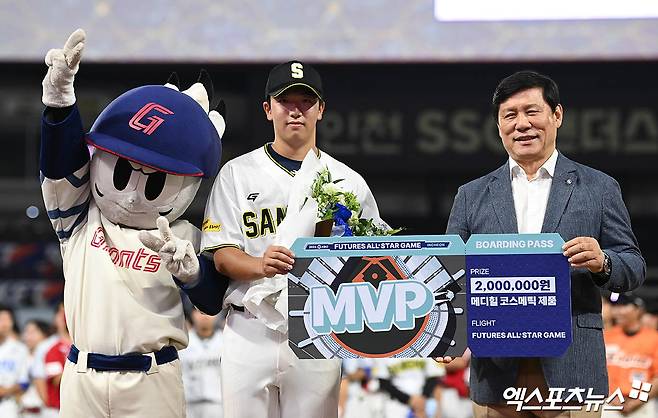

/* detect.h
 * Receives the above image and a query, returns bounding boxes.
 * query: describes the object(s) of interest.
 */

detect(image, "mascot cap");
[86,85,221,178]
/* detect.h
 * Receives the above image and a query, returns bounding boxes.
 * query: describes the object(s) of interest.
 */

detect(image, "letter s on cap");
[291,63,304,79]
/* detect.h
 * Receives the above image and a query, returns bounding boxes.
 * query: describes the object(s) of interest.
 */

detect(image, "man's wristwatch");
[602,251,612,276]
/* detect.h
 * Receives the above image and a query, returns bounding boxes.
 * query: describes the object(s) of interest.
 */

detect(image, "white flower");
[321,182,342,195]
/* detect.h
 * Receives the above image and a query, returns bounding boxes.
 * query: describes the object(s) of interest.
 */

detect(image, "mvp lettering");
[310,281,434,335]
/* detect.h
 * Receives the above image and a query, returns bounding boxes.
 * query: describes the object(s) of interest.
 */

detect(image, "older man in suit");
[447,71,646,418]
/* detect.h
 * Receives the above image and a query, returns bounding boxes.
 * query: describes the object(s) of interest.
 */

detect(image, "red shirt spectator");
[44,339,70,409]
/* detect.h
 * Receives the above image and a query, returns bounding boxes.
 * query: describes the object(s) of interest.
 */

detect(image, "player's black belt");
[230,303,245,312]
[67,344,178,372]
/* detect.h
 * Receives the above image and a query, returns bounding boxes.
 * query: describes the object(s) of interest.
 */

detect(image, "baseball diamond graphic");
[288,254,467,359]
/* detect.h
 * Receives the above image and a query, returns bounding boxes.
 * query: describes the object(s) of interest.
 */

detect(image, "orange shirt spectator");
[604,294,658,418]
[606,327,658,394]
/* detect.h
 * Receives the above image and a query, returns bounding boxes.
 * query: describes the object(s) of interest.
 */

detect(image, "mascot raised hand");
[40,29,224,417]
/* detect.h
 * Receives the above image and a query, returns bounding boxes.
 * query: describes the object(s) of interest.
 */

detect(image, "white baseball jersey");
[179,330,223,404]
[202,144,382,418]
[201,144,384,308]
[0,338,29,418]
[342,358,384,418]
[29,335,57,380]
[41,162,199,355]
[343,358,374,400]
[22,341,53,416]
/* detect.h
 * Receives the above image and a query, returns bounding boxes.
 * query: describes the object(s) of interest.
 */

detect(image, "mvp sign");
[287,235,468,359]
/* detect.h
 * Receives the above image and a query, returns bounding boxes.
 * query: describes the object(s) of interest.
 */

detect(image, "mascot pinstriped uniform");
[40,29,225,417]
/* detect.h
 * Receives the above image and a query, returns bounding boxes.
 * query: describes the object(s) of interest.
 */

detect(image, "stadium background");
[0,0,657,322]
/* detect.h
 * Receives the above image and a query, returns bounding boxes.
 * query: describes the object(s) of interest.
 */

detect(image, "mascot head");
[85,73,224,229]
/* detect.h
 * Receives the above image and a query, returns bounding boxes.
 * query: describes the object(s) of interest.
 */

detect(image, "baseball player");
[19,319,51,418]
[42,302,71,417]
[40,29,224,417]
[341,358,386,418]
[372,358,444,418]
[180,61,386,417]
[179,309,223,418]
[0,305,29,418]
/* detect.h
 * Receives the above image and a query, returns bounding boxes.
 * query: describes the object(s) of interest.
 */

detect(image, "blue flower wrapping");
[333,203,353,236]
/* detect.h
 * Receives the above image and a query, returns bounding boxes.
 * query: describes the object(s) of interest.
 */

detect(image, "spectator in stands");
[340,358,383,418]
[604,294,658,418]
[602,295,615,330]
[179,309,223,418]
[0,304,29,418]
[373,358,444,418]
[20,319,52,417]
[43,302,71,417]
[641,309,658,331]
[436,348,472,418]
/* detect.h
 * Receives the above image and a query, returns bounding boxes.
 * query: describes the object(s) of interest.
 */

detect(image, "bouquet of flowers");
[242,153,400,333]
[309,167,401,237]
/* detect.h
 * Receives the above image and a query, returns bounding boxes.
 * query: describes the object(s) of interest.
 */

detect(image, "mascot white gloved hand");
[139,216,200,284]
[40,29,225,418]
[42,28,85,107]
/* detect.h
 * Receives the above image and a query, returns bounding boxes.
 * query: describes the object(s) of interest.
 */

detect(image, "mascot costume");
[40,29,225,417]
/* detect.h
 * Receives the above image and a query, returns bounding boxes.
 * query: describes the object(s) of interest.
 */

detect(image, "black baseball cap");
[265,60,324,101]
[614,293,645,309]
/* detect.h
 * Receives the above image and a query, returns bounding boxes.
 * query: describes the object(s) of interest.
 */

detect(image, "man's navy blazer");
[447,152,646,404]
